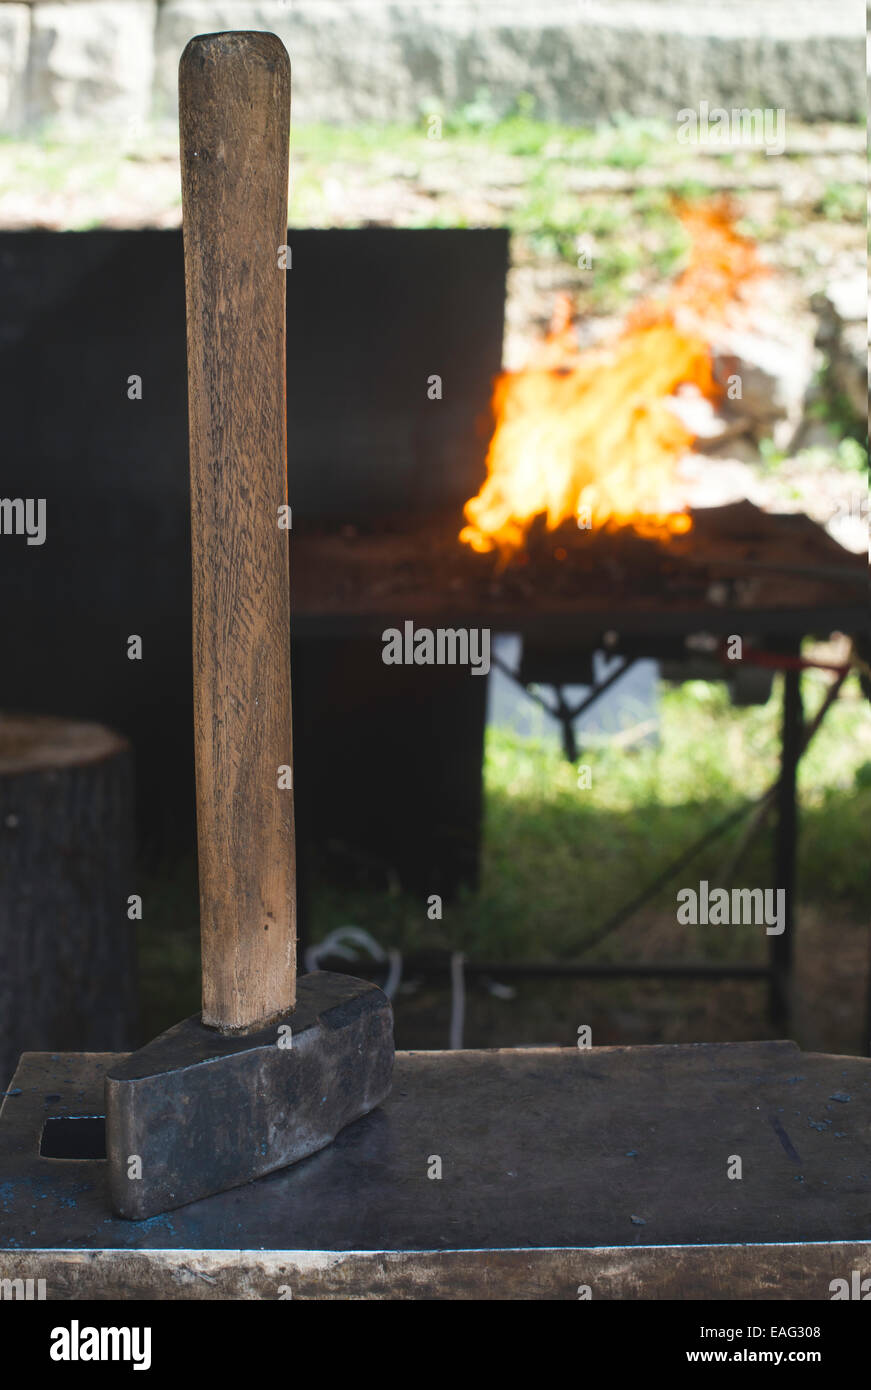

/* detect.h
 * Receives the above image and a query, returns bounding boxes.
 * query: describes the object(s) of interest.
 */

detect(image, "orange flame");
[460,200,766,555]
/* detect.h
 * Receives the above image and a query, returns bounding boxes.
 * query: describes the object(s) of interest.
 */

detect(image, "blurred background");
[0,0,868,1079]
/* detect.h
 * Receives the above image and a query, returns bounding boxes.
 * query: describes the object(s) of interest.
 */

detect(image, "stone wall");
[0,0,865,136]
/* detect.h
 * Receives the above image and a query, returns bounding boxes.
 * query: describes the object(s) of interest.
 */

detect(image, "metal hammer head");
[105,972,393,1220]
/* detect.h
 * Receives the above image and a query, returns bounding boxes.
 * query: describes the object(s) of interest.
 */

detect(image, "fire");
[460,201,766,555]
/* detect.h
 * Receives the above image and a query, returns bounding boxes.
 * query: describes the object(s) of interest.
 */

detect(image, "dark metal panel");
[0,228,508,865]
[293,637,487,897]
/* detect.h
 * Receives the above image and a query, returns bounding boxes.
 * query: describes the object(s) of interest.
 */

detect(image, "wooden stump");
[0,714,136,1089]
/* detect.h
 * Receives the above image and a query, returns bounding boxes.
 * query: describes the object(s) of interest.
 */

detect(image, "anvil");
[1,1040,868,1299]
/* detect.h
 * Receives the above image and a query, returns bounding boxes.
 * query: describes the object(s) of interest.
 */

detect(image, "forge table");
[1,1041,868,1299]
[290,501,869,1035]
[289,501,867,639]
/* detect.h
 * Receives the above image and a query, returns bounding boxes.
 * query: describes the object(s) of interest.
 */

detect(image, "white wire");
[383,948,403,1000]
[305,926,403,1001]
[307,927,465,1043]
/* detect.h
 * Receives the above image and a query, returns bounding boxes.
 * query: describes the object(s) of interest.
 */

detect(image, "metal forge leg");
[770,666,803,1032]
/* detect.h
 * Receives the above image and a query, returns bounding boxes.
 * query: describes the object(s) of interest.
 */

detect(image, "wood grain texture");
[179,32,295,1029]
[7,1243,868,1300]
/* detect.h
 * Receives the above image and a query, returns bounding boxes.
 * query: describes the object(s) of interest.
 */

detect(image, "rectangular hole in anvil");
[40,1116,106,1160]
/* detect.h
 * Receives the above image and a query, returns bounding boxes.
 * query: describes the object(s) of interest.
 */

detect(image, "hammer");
[104,31,394,1221]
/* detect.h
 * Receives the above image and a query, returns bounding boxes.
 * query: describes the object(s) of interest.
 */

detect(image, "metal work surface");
[1,1042,869,1298]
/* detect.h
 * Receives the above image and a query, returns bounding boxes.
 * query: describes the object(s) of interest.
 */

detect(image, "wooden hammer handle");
[179,32,295,1030]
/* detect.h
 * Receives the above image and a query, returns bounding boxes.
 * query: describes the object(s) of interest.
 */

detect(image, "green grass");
[805,356,870,446]
[303,671,871,960]
[817,181,866,222]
